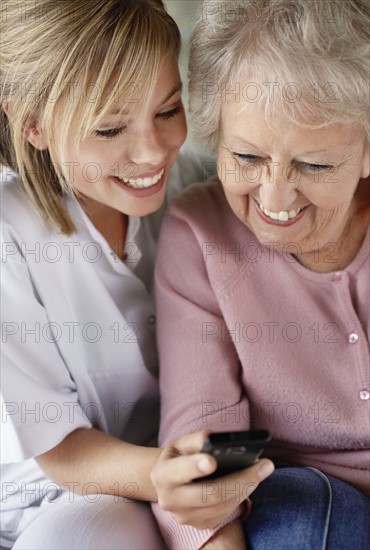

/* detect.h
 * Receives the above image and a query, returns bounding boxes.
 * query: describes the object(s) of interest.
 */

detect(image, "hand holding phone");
[200,430,271,480]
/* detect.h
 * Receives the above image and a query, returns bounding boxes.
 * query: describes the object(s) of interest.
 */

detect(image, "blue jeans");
[243,467,370,550]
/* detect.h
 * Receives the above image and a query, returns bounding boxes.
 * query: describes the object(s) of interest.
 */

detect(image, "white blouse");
[0,146,214,543]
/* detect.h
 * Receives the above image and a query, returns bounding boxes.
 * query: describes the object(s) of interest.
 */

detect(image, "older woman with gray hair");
[151,0,370,548]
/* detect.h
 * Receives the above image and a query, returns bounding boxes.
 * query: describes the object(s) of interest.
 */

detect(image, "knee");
[249,466,334,523]
[13,495,95,550]
[13,495,166,550]
[252,466,330,500]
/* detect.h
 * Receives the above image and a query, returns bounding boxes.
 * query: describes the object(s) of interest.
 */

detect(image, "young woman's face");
[60,58,187,218]
[218,98,370,268]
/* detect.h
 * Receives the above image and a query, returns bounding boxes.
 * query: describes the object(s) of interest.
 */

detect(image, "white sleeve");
[1,226,92,464]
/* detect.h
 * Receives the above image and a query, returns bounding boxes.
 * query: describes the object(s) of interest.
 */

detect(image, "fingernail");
[259,460,274,477]
[198,457,212,473]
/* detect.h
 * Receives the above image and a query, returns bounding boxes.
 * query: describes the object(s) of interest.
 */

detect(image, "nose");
[258,161,298,211]
[128,126,167,168]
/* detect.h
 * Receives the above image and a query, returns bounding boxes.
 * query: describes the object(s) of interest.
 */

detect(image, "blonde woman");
[151,0,370,548]
[1,1,276,548]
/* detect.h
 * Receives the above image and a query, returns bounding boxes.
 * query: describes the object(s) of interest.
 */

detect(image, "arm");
[156,206,250,446]
[151,191,274,549]
[1,217,160,502]
[36,427,161,501]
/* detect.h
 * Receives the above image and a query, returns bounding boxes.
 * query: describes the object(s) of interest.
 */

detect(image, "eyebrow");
[228,137,332,157]
[107,82,183,117]
[229,138,262,150]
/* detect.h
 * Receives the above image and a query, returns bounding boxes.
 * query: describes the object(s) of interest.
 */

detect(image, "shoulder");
[1,167,43,229]
[1,167,31,217]
[158,178,227,250]
[169,176,223,214]
[144,148,217,241]
[158,178,262,291]
[164,177,245,241]
[0,167,63,251]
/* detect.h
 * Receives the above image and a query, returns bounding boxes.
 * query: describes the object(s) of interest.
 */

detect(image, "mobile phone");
[199,430,271,480]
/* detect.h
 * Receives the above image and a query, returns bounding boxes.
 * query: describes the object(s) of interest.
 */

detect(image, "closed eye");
[94,127,125,139]
[234,153,333,173]
[234,153,263,163]
[299,162,333,172]
[156,104,183,121]
[94,104,183,138]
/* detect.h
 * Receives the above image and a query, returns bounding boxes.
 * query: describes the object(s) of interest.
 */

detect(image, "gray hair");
[189,0,370,151]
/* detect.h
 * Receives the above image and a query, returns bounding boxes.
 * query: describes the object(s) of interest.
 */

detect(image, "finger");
[205,458,275,498]
[153,451,217,487]
[243,458,275,486]
[161,429,212,459]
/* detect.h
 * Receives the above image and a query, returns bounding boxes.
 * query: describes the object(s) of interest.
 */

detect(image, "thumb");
[161,429,212,460]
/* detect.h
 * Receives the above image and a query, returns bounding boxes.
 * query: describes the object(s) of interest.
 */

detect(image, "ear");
[24,125,49,151]
[2,100,48,151]
[2,100,10,117]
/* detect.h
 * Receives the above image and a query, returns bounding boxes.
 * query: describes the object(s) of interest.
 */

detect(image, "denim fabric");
[244,467,370,550]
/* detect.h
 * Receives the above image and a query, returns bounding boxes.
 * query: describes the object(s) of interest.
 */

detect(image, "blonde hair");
[189,0,370,151]
[0,0,181,234]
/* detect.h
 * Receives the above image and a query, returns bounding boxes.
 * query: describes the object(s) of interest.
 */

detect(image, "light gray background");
[165,1,205,152]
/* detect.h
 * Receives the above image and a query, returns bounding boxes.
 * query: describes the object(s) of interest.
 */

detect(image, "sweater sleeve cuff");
[152,502,246,550]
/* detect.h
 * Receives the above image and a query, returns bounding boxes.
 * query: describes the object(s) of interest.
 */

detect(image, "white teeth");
[259,203,301,221]
[278,211,289,222]
[118,169,164,189]
[288,209,300,219]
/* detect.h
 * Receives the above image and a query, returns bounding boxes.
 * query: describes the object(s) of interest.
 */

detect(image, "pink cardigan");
[153,180,370,549]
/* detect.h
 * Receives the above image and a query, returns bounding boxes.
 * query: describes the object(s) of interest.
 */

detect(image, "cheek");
[66,143,105,172]
[67,148,109,190]
[161,113,187,147]
[172,115,187,147]
[224,188,249,220]
[217,154,238,188]
[303,182,356,212]
[218,157,256,195]
[300,167,360,207]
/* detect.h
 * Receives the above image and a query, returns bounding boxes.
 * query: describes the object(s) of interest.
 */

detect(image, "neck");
[78,196,129,261]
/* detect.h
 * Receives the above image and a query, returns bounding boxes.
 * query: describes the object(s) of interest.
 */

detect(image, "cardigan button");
[359,390,370,401]
[331,272,342,282]
[348,333,359,344]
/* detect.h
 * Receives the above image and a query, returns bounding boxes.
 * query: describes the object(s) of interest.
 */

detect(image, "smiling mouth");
[254,199,308,226]
[258,202,302,221]
[114,168,165,189]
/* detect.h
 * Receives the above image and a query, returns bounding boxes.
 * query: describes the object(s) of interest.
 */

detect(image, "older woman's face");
[218,100,369,270]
